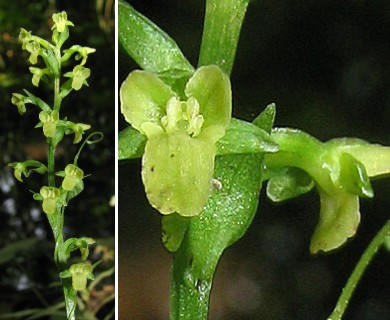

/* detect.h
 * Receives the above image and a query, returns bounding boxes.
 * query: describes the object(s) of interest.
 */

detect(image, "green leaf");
[118,127,147,160]
[23,89,51,112]
[60,79,73,99]
[51,124,65,148]
[384,235,390,253]
[118,0,194,76]
[66,180,84,203]
[216,118,278,155]
[198,0,250,76]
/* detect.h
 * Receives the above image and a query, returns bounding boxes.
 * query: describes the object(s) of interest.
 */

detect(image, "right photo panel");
[118,1,390,319]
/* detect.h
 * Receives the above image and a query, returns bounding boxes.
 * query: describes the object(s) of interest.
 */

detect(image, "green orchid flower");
[65,122,91,144]
[51,11,74,33]
[62,45,96,65]
[39,110,59,138]
[8,160,47,182]
[62,237,95,261]
[11,93,29,115]
[264,128,390,254]
[9,162,27,182]
[60,262,94,292]
[25,41,40,65]
[64,65,90,90]
[62,164,84,191]
[120,65,231,217]
[29,67,49,87]
[40,186,60,214]
[19,28,33,50]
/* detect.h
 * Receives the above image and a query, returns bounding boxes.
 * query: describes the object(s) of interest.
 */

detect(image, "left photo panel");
[0,1,115,319]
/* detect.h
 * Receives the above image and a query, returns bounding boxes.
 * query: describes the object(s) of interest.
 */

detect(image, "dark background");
[0,0,114,318]
[119,1,390,319]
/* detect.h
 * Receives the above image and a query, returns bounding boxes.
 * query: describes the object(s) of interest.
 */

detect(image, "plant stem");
[169,2,251,318]
[198,0,250,76]
[48,53,76,320]
[54,76,61,111]
[48,72,61,187]
[328,218,390,320]
[170,235,218,320]
[48,142,56,187]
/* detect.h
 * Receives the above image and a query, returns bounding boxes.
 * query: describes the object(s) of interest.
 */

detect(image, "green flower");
[29,67,49,87]
[62,237,95,261]
[65,122,91,144]
[25,41,40,65]
[264,129,390,254]
[11,93,29,115]
[74,46,95,65]
[8,160,47,182]
[9,162,27,182]
[62,164,84,191]
[19,28,33,50]
[60,262,94,291]
[40,186,60,214]
[64,65,90,90]
[51,11,74,33]
[39,110,59,138]
[63,45,96,66]
[120,65,231,217]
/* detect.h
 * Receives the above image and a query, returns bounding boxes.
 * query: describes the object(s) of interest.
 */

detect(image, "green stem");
[48,47,76,320]
[170,235,218,320]
[48,61,61,186]
[198,0,250,76]
[328,218,390,320]
[54,76,61,111]
[48,141,56,187]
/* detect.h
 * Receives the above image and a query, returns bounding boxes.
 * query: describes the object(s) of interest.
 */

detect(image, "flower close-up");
[65,65,91,90]
[60,262,94,292]
[65,122,91,144]
[264,128,390,253]
[39,110,59,138]
[62,164,84,191]
[120,65,232,217]
[51,11,74,33]
[40,186,61,214]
